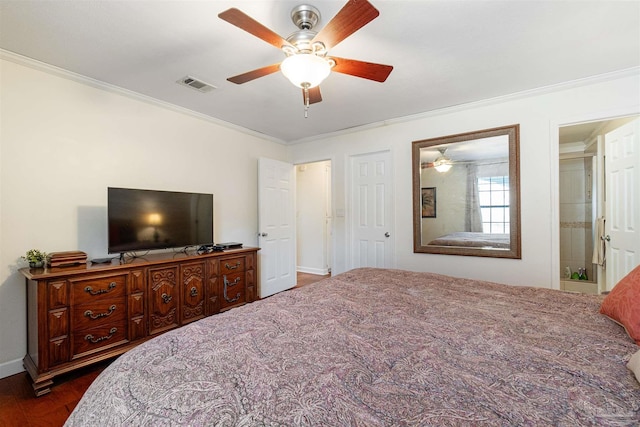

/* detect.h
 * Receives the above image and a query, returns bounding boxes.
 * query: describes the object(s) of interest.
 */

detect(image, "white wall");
[0,59,289,377]
[289,71,640,288]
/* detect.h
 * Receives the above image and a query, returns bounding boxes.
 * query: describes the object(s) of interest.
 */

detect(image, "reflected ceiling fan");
[421,147,479,172]
[422,148,454,173]
[218,0,393,117]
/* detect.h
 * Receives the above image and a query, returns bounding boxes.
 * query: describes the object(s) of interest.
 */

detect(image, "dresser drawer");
[221,272,245,310]
[72,322,127,359]
[48,337,70,368]
[220,257,245,275]
[72,297,126,330]
[71,274,126,304]
[48,308,69,340]
[48,280,68,308]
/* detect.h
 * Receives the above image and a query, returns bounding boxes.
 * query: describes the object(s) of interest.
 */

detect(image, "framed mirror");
[412,124,521,258]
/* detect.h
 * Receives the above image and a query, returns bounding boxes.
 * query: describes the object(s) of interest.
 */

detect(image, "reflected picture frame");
[421,187,436,218]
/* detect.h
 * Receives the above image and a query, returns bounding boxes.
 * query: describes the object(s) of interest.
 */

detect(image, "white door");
[349,151,394,269]
[258,158,296,298]
[605,118,640,290]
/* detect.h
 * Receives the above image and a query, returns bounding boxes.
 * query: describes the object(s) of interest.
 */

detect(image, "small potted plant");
[22,249,47,268]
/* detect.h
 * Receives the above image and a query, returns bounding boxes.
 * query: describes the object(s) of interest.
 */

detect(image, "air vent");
[177,76,216,93]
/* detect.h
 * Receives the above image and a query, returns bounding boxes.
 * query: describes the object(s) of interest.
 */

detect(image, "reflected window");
[478,176,510,234]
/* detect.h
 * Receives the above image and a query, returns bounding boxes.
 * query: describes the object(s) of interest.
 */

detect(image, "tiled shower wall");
[559,157,594,281]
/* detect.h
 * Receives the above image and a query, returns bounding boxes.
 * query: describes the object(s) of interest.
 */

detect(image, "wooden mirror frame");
[412,124,521,258]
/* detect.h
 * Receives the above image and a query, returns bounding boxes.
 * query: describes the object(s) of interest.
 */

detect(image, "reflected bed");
[65,268,639,426]
[428,231,510,249]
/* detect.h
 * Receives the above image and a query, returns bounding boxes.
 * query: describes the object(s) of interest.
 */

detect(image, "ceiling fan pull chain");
[303,84,310,118]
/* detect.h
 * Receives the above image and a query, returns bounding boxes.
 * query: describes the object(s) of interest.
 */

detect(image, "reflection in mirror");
[412,125,521,258]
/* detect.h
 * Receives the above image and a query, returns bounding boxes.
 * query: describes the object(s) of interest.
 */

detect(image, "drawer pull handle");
[223,275,241,303]
[85,327,117,344]
[190,286,198,297]
[84,281,117,295]
[84,305,116,320]
[224,261,241,270]
[161,293,173,304]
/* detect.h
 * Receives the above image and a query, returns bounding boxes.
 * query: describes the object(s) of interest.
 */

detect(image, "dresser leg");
[32,378,53,396]
[24,357,53,397]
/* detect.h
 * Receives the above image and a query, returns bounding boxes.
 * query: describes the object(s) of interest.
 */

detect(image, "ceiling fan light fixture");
[433,148,452,172]
[280,54,331,89]
[433,158,452,173]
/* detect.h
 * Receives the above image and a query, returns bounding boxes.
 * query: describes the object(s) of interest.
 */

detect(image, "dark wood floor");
[295,271,331,288]
[0,271,330,427]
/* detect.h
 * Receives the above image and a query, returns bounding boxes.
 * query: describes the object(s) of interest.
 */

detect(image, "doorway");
[558,116,638,293]
[558,153,597,293]
[296,160,332,276]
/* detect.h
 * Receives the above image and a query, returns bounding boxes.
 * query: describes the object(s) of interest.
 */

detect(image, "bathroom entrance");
[558,116,638,294]
[558,154,597,293]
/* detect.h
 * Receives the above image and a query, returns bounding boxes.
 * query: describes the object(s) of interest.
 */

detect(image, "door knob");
[604,235,611,242]
[260,232,268,237]
[385,232,390,238]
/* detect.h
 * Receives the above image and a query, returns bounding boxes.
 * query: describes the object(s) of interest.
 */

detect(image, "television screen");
[108,187,213,254]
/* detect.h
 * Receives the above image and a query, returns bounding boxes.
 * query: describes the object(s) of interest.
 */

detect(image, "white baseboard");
[0,357,25,379]
[297,266,329,275]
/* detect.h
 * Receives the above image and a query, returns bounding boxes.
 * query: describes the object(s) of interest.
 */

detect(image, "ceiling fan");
[421,148,454,173]
[422,147,481,172]
[218,0,393,117]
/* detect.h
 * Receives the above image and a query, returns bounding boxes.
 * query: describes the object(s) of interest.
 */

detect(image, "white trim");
[0,358,24,380]
[296,266,330,275]
[289,67,640,145]
[0,49,285,145]
[559,141,587,154]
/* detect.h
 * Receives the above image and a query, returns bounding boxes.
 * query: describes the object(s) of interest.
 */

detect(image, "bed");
[427,231,510,249]
[65,268,639,426]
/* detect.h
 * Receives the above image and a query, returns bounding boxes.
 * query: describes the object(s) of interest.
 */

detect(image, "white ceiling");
[1,0,639,143]
[419,135,508,163]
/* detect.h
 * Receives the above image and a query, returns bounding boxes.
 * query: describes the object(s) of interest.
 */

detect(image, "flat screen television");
[108,187,213,254]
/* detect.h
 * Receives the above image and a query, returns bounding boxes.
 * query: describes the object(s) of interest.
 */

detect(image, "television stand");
[20,247,258,396]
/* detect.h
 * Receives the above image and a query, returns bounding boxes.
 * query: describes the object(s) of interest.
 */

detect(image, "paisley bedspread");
[65,268,640,426]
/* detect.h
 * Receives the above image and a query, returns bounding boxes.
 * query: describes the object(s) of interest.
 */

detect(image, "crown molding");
[287,67,640,145]
[0,49,286,145]
[3,48,637,147]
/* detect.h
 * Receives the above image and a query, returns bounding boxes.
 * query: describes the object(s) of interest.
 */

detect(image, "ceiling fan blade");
[331,57,393,82]
[227,63,281,84]
[218,8,293,50]
[311,0,380,50]
[302,86,323,105]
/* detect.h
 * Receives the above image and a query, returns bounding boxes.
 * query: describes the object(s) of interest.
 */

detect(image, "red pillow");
[600,264,640,345]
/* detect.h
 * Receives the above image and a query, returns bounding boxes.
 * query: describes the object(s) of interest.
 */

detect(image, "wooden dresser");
[19,247,258,396]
